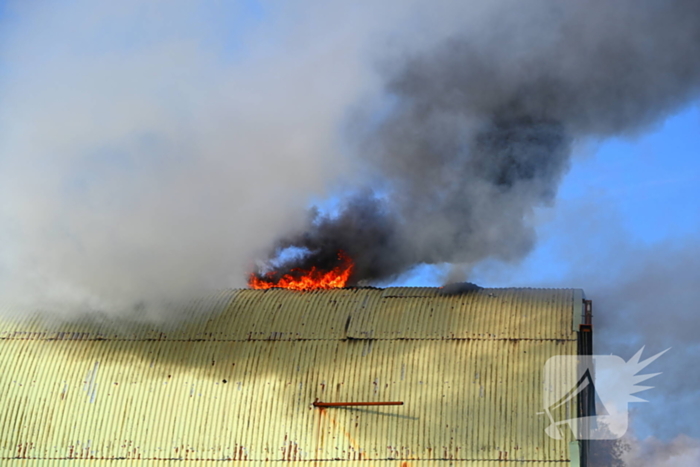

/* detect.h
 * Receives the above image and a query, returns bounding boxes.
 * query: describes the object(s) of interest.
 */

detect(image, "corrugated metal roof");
[0,287,577,341]
[3,462,571,466]
[349,287,575,340]
[0,287,582,465]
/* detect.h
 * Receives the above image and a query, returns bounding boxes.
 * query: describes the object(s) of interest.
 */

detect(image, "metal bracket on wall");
[583,299,592,325]
[580,299,593,332]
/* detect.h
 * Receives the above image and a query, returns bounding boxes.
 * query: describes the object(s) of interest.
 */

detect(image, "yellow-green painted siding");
[0,287,581,465]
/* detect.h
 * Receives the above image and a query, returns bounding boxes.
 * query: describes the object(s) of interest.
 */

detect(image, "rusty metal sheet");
[0,288,366,342]
[0,339,577,462]
[348,287,577,340]
[2,461,570,466]
[0,288,581,464]
[0,288,579,342]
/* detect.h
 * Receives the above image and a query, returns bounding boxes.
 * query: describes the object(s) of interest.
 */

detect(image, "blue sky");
[395,104,700,287]
[562,106,700,244]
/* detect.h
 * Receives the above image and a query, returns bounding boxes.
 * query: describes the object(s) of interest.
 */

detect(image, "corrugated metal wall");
[0,288,580,465]
[7,462,571,466]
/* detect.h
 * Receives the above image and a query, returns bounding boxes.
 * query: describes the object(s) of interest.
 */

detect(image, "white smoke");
[1,0,538,316]
[0,0,391,315]
[622,434,700,467]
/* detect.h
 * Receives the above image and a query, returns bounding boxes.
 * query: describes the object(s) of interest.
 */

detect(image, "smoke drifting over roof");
[1,2,699,463]
[255,0,700,284]
[0,0,387,315]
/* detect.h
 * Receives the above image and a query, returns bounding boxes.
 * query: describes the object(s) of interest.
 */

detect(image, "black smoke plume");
[252,0,700,285]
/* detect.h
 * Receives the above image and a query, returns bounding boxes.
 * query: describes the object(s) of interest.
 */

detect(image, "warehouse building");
[0,287,592,465]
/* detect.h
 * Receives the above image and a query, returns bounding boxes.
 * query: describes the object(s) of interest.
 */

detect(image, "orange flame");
[248,251,353,291]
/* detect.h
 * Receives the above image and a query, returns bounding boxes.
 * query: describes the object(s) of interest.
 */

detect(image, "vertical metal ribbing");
[0,288,578,464]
